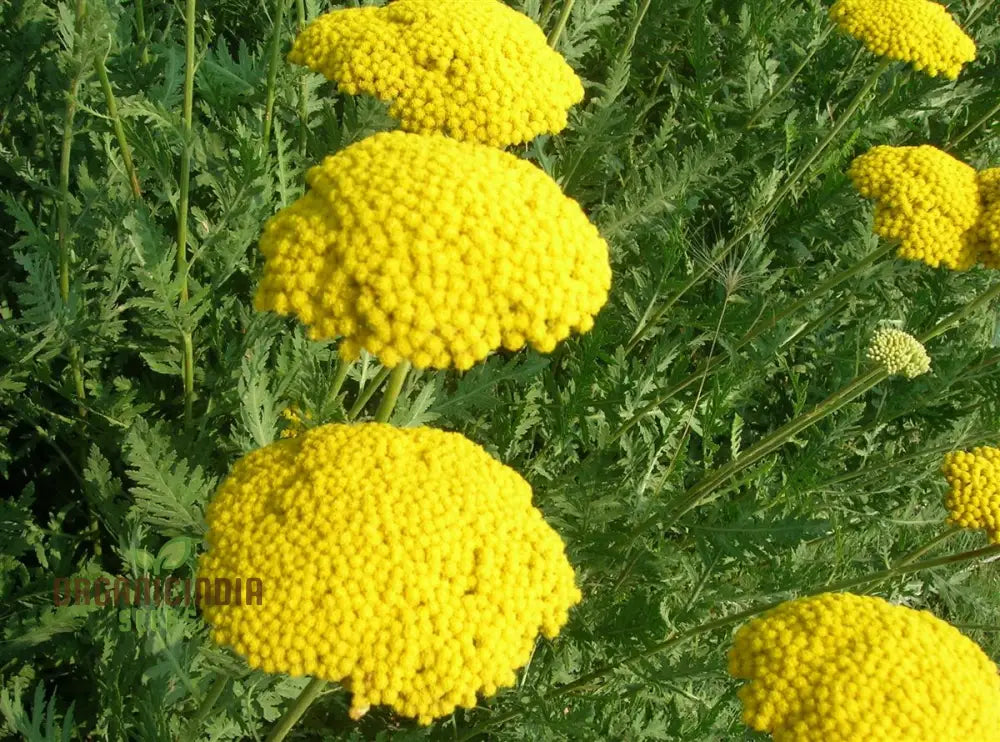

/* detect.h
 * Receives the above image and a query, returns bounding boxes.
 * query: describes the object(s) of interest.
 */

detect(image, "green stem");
[947,98,1000,151]
[178,0,197,426]
[347,366,390,420]
[59,0,87,415]
[135,0,149,64]
[627,59,891,351]
[615,241,895,440]
[185,673,229,738]
[295,0,308,156]
[325,357,351,408]
[745,24,835,130]
[457,543,1000,740]
[264,677,327,742]
[621,0,652,61]
[94,51,142,199]
[262,0,289,151]
[547,0,575,48]
[374,362,410,423]
[894,526,962,568]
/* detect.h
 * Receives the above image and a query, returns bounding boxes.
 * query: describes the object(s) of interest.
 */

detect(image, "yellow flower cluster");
[976,168,1000,268]
[728,592,1000,741]
[865,327,930,378]
[829,0,976,79]
[198,423,581,725]
[288,0,584,148]
[942,446,1000,543]
[278,404,312,439]
[254,131,611,370]
[848,145,982,269]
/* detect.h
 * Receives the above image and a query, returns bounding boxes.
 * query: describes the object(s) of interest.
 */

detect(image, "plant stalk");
[325,357,352,409]
[547,0,575,48]
[347,366,390,420]
[374,362,410,423]
[185,673,229,738]
[262,0,289,151]
[94,51,142,198]
[135,0,149,64]
[264,677,327,742]
[295,0,308,155]
[948,98,1000,151]
[178,0,197,426]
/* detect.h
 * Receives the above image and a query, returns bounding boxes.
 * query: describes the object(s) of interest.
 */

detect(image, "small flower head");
[288,0,584,148]
[254,131,611,371]
[728,592,1000,741]
[848,145,981,270]
[279,404,312,439]
[198,423,582,724]
[829,0,976,79]
[942,446,1000,543]
[975,168,1000,268]
[866,327,930,378]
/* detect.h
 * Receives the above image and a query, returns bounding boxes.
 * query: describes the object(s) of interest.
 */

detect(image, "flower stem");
[135,0,149,64]
[374,362,410,423]
[295,0,308,155]
[184,673,229,738]
[547,0,575,48]
[59,0,88,416]
[347,366,390,420]
[262,0,289,151]
[178,0,197,426]
[616,240,895,438]
[894,526,962,568]
[94,50,142,199]
[947,98,1000,151]
[745,24,835,130]
[264,677,327,742]
[628,58,891,350]
[621,0,652,61]
[325,357,351,408]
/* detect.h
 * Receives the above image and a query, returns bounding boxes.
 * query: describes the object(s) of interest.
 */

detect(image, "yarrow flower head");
[288,0,584,148]
[976,168,1000,268]
[865,327,930,378]
[278,404,312,439]
[849,145,982,270]
[829,0,976,79]
[198,423,582,725]
[254,131,611,370]
[942,446,1000,543]
[728,592,1000,741]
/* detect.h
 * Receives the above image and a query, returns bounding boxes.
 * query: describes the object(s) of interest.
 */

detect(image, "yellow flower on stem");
[728,592,1000,741]
[254,131,611,371]
[942,446,1000,543]
[289,0,584,148]
[829,0,976,79]
[198,423,581,725]
[865,327,930,379]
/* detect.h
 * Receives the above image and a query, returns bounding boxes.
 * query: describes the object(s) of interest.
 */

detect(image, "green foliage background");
[1,0,999,739]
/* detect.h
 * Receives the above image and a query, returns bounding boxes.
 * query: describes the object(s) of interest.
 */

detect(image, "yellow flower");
[254,131,611,371]
[975,168,1000,268]
[865,327,930,378]
[829,0,976,79]
[942,446,1000,543]
[279,404,312,439]
[288,0,584,148]
[728,592,1000,741]
[198,423,581,725]
[848,145,981,270]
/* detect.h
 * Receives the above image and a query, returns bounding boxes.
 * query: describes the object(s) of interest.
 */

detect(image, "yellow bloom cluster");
[728,592,1000,741]
[976,168,1000,268]
[254,131,611,370]
[288,0,584,148]
[198,423,581,724]
[848,145,982,269]
[865,327,930,378]
[942,446,1000,543]
[829,0,976,79]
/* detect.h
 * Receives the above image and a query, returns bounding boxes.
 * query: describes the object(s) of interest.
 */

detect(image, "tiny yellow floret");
[288,0,584,147]
[829,0,976,79]
[942,446,1000,543]
[254,131,611,370]
[198,423,582,724]
[865,327,930,378]
[728,592,1000,741]
[848,145,981,270]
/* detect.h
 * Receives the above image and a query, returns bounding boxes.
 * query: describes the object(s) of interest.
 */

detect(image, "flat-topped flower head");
[976,168,1000,268]
[254,131,611,370]
[829,0,976,79]
[849,145,981,269]
[866,327,930,378]
[942,446,1000,543]
[288,0,584,148]
[728,592,1000,741]
[198,423,582,725]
